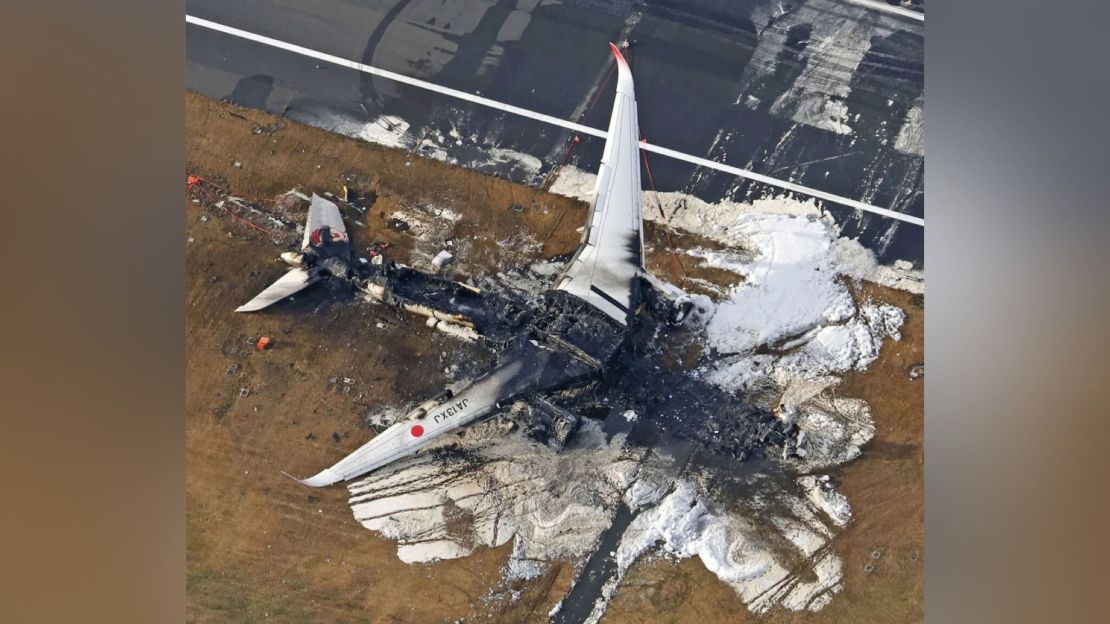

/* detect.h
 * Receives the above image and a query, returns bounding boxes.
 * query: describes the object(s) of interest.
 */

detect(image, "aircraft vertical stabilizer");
[555,43,645,325]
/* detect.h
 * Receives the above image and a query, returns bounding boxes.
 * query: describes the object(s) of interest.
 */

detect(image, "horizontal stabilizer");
[235,267,317,312]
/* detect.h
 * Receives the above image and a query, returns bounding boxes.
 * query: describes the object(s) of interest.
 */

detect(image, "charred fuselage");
[298,227,789,464]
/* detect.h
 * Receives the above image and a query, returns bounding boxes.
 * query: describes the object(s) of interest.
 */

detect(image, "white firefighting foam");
[344,181,920,617]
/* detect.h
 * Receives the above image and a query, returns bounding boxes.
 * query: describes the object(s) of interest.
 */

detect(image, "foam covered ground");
[343,181,922,617]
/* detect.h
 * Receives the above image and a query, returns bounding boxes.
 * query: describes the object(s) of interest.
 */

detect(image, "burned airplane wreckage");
[237,44,794,487]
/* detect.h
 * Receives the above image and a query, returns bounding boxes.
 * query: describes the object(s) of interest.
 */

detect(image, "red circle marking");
[410,425,425,437]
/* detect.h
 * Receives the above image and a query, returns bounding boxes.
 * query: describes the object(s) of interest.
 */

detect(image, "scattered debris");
[337,183,377,209]
[366,240,391,259]
[431,250,454,270]
[239,388,250,397]
[908,363,924,379]
[257,336,272,350]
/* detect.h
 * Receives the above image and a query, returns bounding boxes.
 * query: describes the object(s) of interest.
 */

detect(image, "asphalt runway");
[186,0,924,264]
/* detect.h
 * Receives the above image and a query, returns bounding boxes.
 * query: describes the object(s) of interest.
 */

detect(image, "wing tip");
[608,43,633,92]
[608,42,628,68]
[235,299,271,313]
[282,469,343,488]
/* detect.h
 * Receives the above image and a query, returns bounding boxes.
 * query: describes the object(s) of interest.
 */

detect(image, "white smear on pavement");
[349,115,412,149]
[894,96,925,156]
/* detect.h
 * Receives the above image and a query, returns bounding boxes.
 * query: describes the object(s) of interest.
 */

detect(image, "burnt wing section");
[368,265,531,341]
[536,289,628,368]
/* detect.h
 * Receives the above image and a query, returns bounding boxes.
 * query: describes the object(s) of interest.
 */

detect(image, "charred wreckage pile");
[214,185,797,473]
[220,45,804,488]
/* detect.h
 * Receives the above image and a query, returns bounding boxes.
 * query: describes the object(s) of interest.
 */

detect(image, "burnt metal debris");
[208,167,797,477]
[283,219,790,466]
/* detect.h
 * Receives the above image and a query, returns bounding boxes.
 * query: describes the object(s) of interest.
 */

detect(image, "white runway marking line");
[186,15,924,227]
[843,0,925,22]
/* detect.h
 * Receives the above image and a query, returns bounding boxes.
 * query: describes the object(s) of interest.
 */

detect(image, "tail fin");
[302,194,348,250]
[554,42,644,324]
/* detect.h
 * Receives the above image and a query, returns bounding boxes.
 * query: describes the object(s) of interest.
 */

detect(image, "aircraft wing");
[291,366,513,486]
[289,338,597,487]
[554,43,644,325]
[302,193,348,250]
[235,267,318,312]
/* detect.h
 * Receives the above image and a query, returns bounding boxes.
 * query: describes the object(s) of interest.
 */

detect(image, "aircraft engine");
[280,252,306,268]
